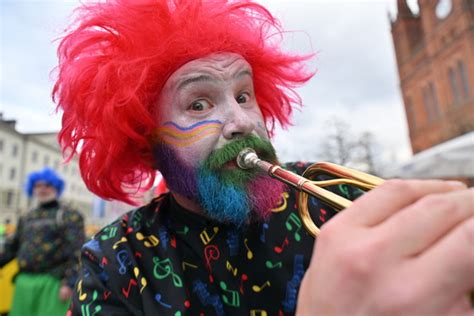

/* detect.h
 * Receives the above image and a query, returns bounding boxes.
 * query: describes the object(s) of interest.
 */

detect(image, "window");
[32,151,38,163]
[422,83,440,122]
[448,67,460,104]
[457,60,470,99]
[12,144,18,157]
[44,155,50,166]
[9,168,16,180]
[6,191,14,207]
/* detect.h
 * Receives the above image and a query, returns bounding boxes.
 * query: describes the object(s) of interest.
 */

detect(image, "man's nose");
[222,100,255,140]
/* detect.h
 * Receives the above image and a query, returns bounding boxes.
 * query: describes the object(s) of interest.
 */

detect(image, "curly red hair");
[53,0,314,204]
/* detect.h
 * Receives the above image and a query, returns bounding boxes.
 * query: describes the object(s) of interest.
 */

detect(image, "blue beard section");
[153,143,251,226]
[196,169,250,227]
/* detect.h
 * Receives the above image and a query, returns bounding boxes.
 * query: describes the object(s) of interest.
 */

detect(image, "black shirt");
[70,162,362,315]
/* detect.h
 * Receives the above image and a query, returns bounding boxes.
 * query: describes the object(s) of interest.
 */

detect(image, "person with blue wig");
[0,167,85,316]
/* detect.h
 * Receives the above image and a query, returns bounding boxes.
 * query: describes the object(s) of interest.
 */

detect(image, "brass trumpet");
[236,148,384,237]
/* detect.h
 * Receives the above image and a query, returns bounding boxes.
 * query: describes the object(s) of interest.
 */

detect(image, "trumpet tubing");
[236,148,384,237]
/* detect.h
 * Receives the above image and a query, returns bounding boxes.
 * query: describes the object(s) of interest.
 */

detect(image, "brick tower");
[391,0,474,154]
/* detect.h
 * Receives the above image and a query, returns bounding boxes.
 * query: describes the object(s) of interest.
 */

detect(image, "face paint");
[154,135,286,226]
[155,120,223,148]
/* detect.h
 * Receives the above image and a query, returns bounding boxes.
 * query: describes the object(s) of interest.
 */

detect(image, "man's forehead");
[166,53,253,89]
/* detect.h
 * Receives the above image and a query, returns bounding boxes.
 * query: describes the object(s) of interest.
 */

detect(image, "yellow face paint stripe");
[160,130,221,147]
[157,124,221,139]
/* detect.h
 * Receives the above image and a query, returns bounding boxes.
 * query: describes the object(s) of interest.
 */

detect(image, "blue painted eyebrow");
[162,120,223,131]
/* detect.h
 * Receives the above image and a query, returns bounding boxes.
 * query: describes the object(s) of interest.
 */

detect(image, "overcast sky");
[0,0,414,168]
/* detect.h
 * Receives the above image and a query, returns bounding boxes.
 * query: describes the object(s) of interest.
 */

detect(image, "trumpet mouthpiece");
[236,148,259,169]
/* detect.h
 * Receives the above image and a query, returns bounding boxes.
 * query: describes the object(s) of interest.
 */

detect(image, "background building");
[391,0,473,154]
[0,113,155,229]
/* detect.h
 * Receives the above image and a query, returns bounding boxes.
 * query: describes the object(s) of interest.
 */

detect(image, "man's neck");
[171,192,206,216]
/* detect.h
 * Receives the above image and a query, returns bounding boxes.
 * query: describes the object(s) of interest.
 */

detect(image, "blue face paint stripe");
[163,120,223,131]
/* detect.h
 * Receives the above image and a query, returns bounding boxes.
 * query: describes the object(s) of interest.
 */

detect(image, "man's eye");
[189,100,209,111]
[236,93,250,104]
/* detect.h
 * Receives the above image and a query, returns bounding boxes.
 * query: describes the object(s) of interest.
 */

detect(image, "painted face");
[153,53,285,225]
[155,53,269,166]
[33,181,58,204]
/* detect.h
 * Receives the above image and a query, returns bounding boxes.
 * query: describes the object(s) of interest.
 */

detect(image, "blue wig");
[25,168,65,198]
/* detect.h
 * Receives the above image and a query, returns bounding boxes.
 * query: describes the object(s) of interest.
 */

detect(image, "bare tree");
[319,118,358,166]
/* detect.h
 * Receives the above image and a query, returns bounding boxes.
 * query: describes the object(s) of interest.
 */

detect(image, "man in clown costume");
[0,168,85,316]
[53,0,473,315]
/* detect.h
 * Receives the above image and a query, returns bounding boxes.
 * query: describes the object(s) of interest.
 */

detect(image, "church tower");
[391,0,474,154]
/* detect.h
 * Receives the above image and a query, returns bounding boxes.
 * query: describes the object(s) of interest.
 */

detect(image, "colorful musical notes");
[274,237,289,254]
[155,293,172,309]
[220,281,240,307]
[112,236,128,249]
[285,213,302,241]
[226,260,238,276]
[77,279,87,301]
[182,261,198,271]
[200,226,219,245]
[204,245,220,283]
[122,278,137,298]
[282,254,305,313]
[226,230,239,256]
[272,192,289,212]
[133,267,147,293]
[136,232,159,247]
[153,257,183,287]
[250,310,268,316]
[176,225,189,235]
[252,281,271,293]
[100,226,118,240]
[239,274,248,294]
[116,250,132,275]
[81,290,102,316]
[244,238,253,260]
[265,260,282,269]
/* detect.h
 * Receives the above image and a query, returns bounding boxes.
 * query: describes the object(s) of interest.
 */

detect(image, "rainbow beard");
[153,135,286,226]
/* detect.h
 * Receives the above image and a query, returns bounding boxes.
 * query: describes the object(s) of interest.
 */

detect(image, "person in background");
[53,0,473,315]
[0,168,85,316]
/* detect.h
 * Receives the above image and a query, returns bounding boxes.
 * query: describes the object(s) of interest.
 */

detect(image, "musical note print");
[136,232,159,247]
[153,257,183,287]
[176,225,189,235]
[182,261,198,271]
[250,310,268,316]
[81,290,102,316]
[265,260,283,269]
[274,237,289,254]
[122,278,138,298]
[133,267,147,293]
[192,280,225,316]
[100,226,118,240]
[272,192,289,212]
[285,213,302,241]
[204,244,220,283]
[252,281,271,293]
[244,238,253,260]
[155,293,172,309]
[200,226,219,245]
[112,237,128,250]
[239,274,248,294]
[116,250,132,275]
[226,230,239,256]
[219,281,240,307]
[77,279,87,301]
[282,254,305,313]
[226,260,238,276]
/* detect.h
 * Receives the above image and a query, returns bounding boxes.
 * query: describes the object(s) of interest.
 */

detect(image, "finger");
[341,179,466,227]
[412,217,474,310]
[378,188,474,256]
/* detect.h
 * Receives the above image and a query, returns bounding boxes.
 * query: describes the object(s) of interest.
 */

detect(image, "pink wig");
[53,0,314,204]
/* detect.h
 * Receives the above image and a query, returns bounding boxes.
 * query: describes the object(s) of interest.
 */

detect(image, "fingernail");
[446,181,467,189]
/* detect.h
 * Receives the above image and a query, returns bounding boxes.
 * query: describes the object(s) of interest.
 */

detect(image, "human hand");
[59,284,73,302]
[296,179,473,316]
